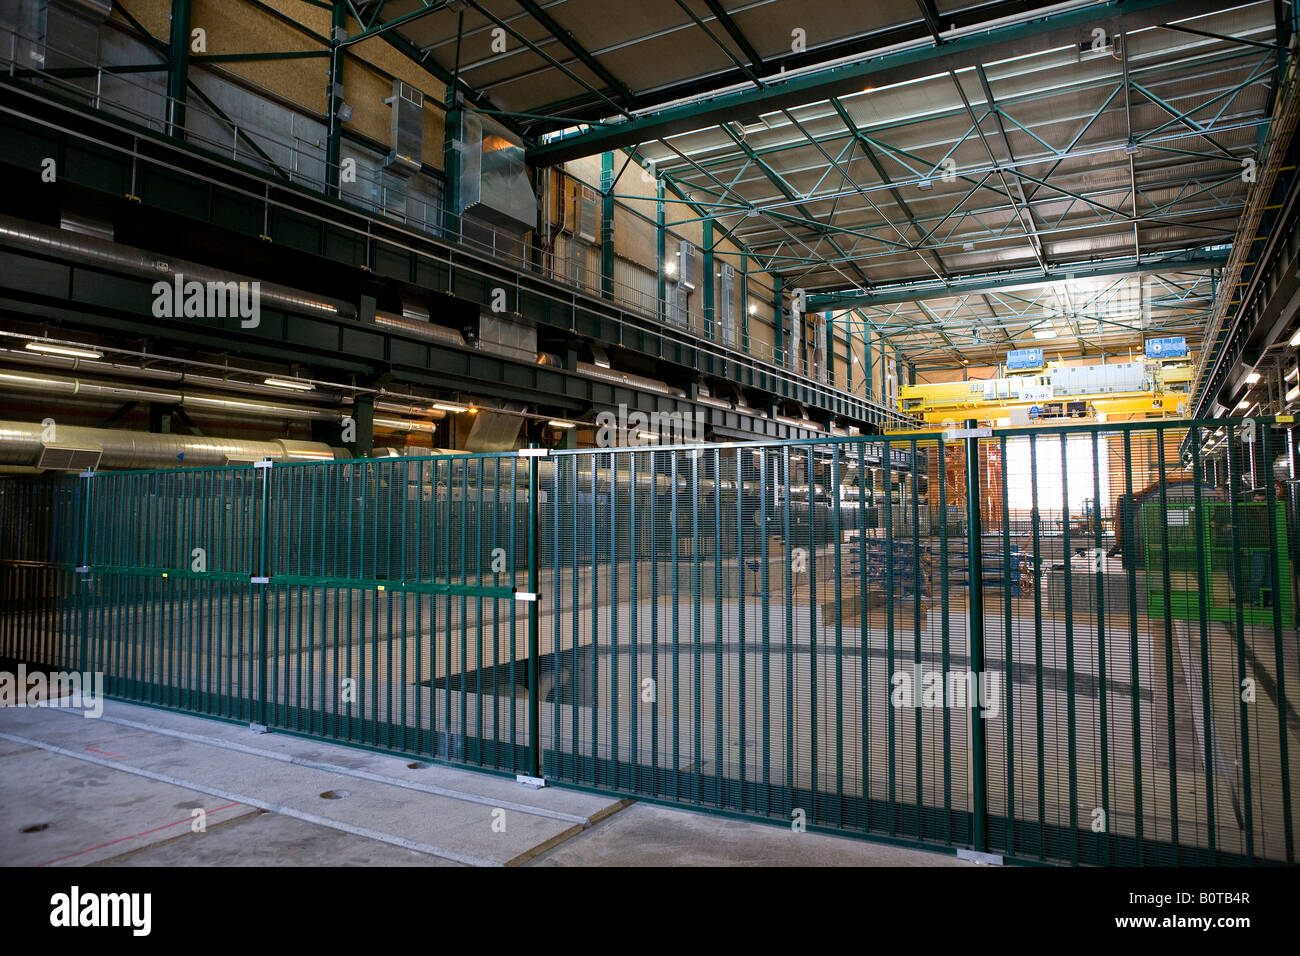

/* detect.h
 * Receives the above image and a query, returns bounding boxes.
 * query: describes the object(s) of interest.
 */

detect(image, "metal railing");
[2,417,1296,864]
[0,25,888,411]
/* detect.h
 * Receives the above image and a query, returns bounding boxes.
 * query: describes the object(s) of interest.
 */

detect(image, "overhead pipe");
[0,421,342,469]
[2,346,446,424]
[0,369,341,423]
[0,214,354,320]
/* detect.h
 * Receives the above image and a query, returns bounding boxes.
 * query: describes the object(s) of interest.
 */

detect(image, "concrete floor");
[0,699,965,867]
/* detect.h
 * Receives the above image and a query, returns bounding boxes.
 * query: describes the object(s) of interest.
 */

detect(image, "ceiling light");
[1247,371,1261,384]
[748,304,757,315]
[1288,367,1299,382]
[25,341,103,359]
[548,420,576,429]
[664,261,677,275]
[264,377,314,391]
[433,402,468,412]
[1289,385,1300,403]
[1290,328,1300,347]
[1033,330,1055,339]
[1237,398,1252,409]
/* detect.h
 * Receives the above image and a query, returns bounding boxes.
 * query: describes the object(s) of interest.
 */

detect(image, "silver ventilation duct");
[0,215,354,320]
[574,361,686,399]
[0,421,343,470]
[373,310,467,348]
[1,346,446,424]
[0,369,341,423]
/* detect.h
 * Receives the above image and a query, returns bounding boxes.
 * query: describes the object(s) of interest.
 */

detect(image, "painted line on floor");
[37,802,242,867]
[0,732,500,867]
[49,708,593,826]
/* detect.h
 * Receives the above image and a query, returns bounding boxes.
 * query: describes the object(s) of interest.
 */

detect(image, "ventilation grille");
[37,443,102,471]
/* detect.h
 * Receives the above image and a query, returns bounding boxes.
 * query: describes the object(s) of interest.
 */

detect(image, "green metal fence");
[1,419,1296,865]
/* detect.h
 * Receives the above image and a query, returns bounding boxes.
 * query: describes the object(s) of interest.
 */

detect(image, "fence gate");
[1,419,1296,865]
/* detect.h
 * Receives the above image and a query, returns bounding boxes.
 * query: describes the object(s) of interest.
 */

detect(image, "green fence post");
[964,421,988,853]
[257,462,270,729]
[77,470,93,675]
[527,448,542,780]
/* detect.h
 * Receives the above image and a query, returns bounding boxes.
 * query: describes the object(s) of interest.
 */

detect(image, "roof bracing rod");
[513,0,638,109]
[526,0,1229,164]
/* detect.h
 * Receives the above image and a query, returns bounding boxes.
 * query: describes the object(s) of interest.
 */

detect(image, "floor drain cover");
[319,789,350,800]
[21,823,51,833]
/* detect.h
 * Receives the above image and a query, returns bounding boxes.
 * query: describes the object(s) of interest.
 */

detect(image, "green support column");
[601,152,615,300]
[325,1,347,198]
[527,450,541,778]
[741,256,750,352]
[443,86,462,240]
[772,275,783,366]
[702,219,714,338]
[844,317,851,394]
[165,0,192,138]
[864,323,874,400]
[965,418,989,852]
[825,311,834,387]
[656,178,666,321]
[352,395,374,458]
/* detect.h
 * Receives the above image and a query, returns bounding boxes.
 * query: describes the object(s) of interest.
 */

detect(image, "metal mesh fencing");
[0,420,1295,865]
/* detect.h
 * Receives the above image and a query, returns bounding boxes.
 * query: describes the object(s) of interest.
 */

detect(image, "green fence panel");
[0,419,1295,865]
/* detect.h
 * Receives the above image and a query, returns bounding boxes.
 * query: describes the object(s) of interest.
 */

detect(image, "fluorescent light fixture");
[1033,330,1055,339]
[433,402,468,413]
[1289,385,1300,402]
[1290,328,1300,347]
[1237,398,1252,409]
[25,341,102,359]
[264,377,314,391]
[1247,371,1261,384]
[1288,367,1299,382]
[547,420,576,429]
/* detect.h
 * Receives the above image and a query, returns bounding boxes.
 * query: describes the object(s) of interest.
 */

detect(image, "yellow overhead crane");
[895,356,1193,427]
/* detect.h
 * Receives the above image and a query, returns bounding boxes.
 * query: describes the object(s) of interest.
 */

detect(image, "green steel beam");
[773,274,784,365]
[165,0,192,138]
[601,151,615,299]
[190,51,331,63]
[185,80,290,180]
[325,0,347,199]
[700,0,764,70]
[340,0,448,46]
[703,218,715,338]
[657,177,667,322]
[526,0,1226,165]
[807,253,1229,309]
[514,0,637,108]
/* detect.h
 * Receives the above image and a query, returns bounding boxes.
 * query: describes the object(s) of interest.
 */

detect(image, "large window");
[1004,433,1110,513]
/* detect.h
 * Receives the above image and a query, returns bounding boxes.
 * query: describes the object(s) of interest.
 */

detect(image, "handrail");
[0,25,914,428]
